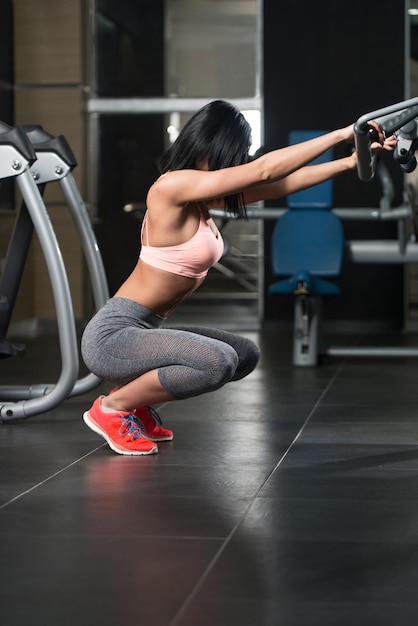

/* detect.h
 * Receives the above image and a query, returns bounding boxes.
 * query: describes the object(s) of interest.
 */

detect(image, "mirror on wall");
[88,0,263,322]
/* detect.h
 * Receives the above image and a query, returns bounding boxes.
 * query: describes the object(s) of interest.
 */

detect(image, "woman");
[81,100,395,455]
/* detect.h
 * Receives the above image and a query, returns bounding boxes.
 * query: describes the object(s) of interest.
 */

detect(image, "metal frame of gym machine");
[0,122,108,423]
[326,96,418,359]
[211,96,418,364]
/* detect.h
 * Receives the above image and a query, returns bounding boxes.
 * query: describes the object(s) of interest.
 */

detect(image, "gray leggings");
[81,297,260,400]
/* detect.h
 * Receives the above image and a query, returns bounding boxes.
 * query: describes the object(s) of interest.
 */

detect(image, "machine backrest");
[288,130,334,210]
[270,129,344,277]
[271,209,344,277]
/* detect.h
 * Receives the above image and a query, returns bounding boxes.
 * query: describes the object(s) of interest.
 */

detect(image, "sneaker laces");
[119,414,146,440]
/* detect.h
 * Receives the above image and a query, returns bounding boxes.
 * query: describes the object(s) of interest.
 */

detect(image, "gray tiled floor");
[2,325,418,625]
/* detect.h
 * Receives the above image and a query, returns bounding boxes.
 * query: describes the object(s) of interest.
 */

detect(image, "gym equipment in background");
[211,97,418,365]
[268,131,344,366]
[0,123,108,422]
[325,96,418,359]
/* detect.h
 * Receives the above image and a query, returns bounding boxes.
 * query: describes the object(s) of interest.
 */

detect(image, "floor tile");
[3,328,418,626]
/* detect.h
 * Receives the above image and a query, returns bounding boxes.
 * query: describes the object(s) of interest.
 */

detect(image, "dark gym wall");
[263,0,406,326]
[93,0,165,293]
[0,0,14,209]
[0,1,13,125]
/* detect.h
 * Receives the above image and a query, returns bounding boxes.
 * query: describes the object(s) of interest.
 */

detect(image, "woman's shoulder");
[147,169,199,209]
[147,174,168,204]
[148,171,178,195]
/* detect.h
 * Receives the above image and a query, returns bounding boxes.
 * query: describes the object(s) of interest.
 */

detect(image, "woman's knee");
[247,339,261,370]
[233,337,260,380]
[210,344,240,388]
[158,347,238,399]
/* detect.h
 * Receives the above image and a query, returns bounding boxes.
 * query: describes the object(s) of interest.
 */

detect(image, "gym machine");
[284,96,418,364]
[0,122,108,422]
[325,96,418,359]
[211,96,418,365]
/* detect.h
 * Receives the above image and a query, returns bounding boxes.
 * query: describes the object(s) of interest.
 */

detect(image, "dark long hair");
[159,100,252,218]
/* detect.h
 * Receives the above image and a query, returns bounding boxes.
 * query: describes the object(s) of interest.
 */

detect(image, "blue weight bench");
[268,131,345,366]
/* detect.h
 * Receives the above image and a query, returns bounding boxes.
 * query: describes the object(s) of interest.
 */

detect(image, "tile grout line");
[259,359,347,487]
[0,445,105,511]
[169,360,346,626]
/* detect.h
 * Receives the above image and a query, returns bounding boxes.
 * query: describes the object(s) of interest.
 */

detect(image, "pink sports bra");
[139,210,224,279]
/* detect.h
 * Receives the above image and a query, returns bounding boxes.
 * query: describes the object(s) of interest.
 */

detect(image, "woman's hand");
[340,119,397,173]
[367,120,397,154]
[342,120,397,153]
[372,133,397,154]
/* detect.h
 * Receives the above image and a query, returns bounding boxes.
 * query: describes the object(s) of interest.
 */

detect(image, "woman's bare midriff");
[114,259,205,318]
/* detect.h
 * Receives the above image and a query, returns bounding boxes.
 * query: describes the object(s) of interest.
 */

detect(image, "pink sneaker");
[134,405,174,442]
[110,388,173,442]
[83,396,158,456]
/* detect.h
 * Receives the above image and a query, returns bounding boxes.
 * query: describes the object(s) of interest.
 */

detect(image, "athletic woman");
[81,100,395,455]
